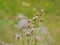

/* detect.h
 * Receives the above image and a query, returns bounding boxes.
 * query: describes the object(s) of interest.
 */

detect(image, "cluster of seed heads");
[14,9,44,41]
[14,9,55,45]
[32,9,44,22]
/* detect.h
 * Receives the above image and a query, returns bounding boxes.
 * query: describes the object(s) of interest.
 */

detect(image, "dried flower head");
[32,17,37,21]
[27,24,33,28]
[25,32,31,36]
[34,36,40,42]
[27,19,32,23]
[14,33,21,39]
[40,18,43,22]
[31,28,34,33]
[32,16,38,21]
[36,12,40,16]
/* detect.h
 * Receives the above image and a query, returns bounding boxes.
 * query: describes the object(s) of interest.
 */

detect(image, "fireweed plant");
[14,9,55,45]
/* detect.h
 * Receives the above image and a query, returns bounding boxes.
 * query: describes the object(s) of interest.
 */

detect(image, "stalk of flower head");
[32,9,44,35]
[14,10,55,45]
[32,11,42,45]
[16,14,35,45]
[33,9,49,45]
[25,19,34,45]
[15,14,27,45]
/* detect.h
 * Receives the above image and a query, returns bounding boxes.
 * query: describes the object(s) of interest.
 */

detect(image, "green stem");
[27,36,30,45]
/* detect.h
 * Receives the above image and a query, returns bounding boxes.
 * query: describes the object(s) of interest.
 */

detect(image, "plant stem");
[27,36,30,45]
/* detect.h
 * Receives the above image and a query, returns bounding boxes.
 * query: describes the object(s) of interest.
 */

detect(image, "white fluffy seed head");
[17,18,28,29]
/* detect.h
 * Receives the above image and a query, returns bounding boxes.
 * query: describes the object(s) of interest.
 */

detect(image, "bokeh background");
[0,0,60,45]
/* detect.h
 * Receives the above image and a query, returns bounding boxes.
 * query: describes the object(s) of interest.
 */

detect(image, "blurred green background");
[0,0,60,45]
